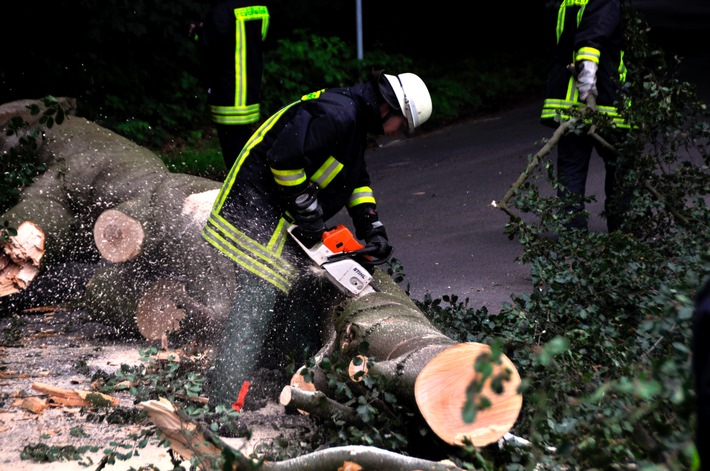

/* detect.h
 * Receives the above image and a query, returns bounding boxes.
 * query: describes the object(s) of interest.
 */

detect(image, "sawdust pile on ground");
[0,307,318,470]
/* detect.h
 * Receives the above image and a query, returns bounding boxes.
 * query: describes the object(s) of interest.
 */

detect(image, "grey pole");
[356,0,363,60]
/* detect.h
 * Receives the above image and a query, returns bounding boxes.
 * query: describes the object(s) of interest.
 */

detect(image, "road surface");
[333,53,709,311]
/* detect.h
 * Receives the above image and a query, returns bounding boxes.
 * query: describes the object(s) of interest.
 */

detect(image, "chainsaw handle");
[326,245,392,266]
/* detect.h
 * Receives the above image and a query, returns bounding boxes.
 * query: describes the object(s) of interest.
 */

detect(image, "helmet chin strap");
[380,109,393,126]
[396,75,416,130]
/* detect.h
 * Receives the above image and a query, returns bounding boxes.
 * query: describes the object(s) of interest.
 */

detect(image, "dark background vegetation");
[3,0,705,155]
[0,0,561,154]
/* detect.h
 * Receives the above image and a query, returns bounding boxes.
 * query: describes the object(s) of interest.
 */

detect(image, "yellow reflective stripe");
[301,89,325,101]
[271,168,307,187]
[556,0,589,42]
[541,99,628,127]
[268,217,290,252]
[235,5,269,20]
[347,186,376,208]
[556,2,566,42]
[202,230,292,293]
[213,101,298,214]
[209,212,291,273]
[618,51,627,83]
[203,214,296,293]
[234,5,270,40]
[310,157,343,188]
[576,47,600,64]
[225,6,269,112]
[576,4,586,27]
[565,75,577,102]
[210,104,260,124]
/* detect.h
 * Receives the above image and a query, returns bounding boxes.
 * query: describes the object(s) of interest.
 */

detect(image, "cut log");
[136,278,218,342]
[0,222,44,296]
[31,382,120,407]
[279,386,360,423]
[81,263,217,341]
[81,262,150,336]
[291,270,523,448]
[93,204,149,263]
[414,343,522,447]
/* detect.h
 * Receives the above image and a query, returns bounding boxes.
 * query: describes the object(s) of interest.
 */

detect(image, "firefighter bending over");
[202,70,432,408]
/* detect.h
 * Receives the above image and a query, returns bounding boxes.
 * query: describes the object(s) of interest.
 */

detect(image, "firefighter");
[195,0,270,171]
[203,70,432,408]
[540,0,630,232]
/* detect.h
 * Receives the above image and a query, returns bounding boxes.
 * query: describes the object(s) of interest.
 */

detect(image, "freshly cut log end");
[181,189,219,225]
[290,369,318,393]
[94,209,145,263]
[348,355,369,382]
[414,342,522,447]
[136,279,188,341]
[0,221,45,297]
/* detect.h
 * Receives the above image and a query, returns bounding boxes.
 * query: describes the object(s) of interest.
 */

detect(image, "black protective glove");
[351,206,393,261]
[364,223,393,261]
[289,182,326,247]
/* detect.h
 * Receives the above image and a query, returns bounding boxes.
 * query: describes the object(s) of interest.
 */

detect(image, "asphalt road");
[332,103,563,311]
[331,53,710,311]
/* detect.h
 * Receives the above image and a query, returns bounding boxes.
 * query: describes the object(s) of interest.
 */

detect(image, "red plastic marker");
[231,380,250,412]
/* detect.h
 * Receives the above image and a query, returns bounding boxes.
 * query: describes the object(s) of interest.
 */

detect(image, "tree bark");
[1,101,236,340]
[279,386,360,423]
[291,270,523,448]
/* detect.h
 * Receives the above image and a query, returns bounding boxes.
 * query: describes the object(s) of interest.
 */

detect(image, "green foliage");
[100,347,207,408]
[298,349,421,452]
[159,131,226,179]
[20,443,102,463]
[261,30,362,117]
[1,96,66,215]
[444,7,709,469]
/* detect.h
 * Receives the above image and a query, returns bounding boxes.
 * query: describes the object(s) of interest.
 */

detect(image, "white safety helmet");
[382,72,432,130]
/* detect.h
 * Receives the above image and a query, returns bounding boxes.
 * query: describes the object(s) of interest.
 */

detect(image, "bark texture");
[289,270,523,447]
[1,99,235,342]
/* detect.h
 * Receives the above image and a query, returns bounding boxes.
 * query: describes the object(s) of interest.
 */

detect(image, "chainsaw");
[287,224,384,297]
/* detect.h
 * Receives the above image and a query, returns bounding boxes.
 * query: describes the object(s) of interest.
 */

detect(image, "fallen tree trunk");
[81,262,219,341]
[291,270,522,448]
[1,100,235,339]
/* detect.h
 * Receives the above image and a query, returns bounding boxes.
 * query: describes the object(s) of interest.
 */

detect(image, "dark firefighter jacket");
[197,1,269,126]
[541,0,628,128]
[202,83,385,293]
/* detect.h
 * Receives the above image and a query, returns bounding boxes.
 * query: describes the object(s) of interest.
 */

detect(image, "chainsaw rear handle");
[327,245,393,266]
